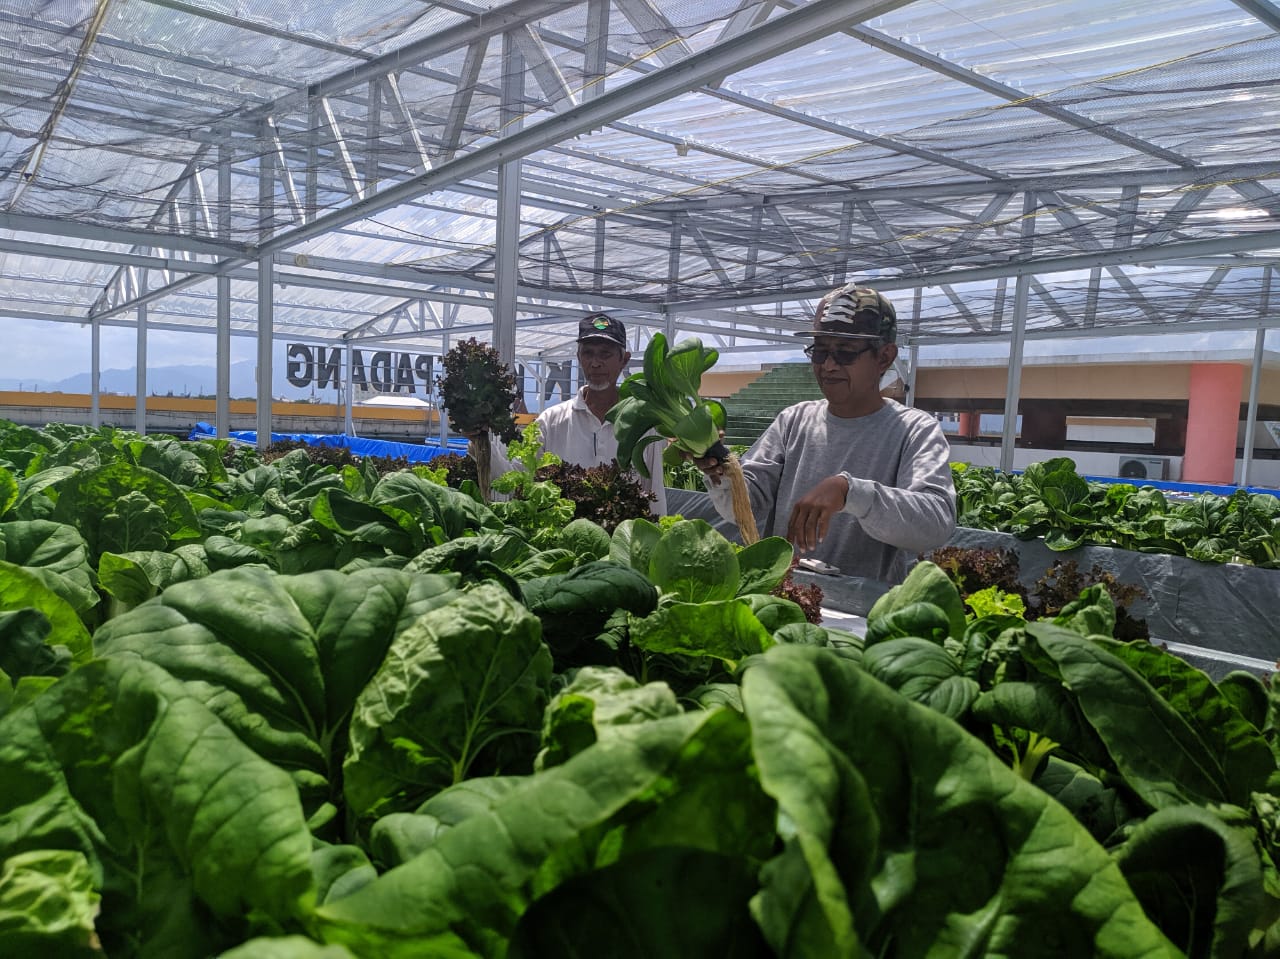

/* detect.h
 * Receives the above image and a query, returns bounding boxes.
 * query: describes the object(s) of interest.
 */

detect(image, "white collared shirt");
[492,387,667,516]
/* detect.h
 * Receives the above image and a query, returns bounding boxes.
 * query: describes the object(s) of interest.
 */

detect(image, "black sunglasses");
[804,343,878,365]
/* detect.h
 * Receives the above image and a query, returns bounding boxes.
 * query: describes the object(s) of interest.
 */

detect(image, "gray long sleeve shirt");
[706,398,956,584]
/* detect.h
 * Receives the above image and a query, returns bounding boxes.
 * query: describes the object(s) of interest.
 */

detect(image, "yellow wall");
[700,369,766,397]
[0,391,438,424]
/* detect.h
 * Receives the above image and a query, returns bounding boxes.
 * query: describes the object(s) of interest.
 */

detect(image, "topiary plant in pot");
[436,338,521,501]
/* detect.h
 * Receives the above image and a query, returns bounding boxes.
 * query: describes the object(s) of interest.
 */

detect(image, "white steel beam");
[1028,278,1079,328]
[1000,194,1037,473]
[512,24,577,111]
[256,140,275,448]
[717,0,777,41]
[0,212,248,257]
[644,163,1280,210]
[439,39,489,161]
[366,79,383,195]
[267,119,305,222]
[494,31,526,367]
[380,74,433,174]
[90,317,101,428]
[256,255,273,448]
[938,285,987,334]
[614,0,693,66]
[318,97,366,201]
[261,0,912,254]
[1141,188,1214,248]
[675,227,1280,311]
[343,340,355,435]
[135,294,148,435]
[582,0,610,101]
[1232,0,1280,32]
[0,237,214,272]
[1241,324,1267,485]
[217,147,232,437]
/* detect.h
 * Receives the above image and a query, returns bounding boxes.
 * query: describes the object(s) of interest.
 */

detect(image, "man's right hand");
[691,451,725,486]
[682,429,727,486]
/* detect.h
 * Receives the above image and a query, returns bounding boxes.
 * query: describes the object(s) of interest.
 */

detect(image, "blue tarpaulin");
[188,423,467,463]
[1079,474,1279,499]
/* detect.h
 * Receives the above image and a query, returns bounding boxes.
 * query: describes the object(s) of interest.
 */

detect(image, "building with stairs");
[711,364,823,447]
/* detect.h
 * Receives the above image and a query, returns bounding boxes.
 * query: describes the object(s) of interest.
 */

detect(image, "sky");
[1,319,258,388]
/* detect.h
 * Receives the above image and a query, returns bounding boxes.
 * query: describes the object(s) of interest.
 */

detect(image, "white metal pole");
[999,278,1031,474]
[905,286,922,409]
[256,256,273,449]
[90,317,100,429]
[216,146,232,438]
[256,124,274,450]
[135,274,147,436]
[493,31,522,368]
[344,340,355,436]
[906,342,919,410]
[1241,326,1266,487]
[439,328,452,447]
[999,193,1037,473]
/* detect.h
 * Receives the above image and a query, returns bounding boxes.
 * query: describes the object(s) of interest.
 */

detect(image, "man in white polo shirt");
[489,312,667,516]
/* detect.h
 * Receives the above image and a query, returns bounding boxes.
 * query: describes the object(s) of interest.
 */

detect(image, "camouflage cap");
[795,284,897,343]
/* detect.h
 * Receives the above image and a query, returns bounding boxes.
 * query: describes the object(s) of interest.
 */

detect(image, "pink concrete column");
[958,411,980,439]
[1182,364,1243,484]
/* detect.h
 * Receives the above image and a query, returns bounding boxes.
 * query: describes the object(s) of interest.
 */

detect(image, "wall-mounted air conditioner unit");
[1117,455,1168,481]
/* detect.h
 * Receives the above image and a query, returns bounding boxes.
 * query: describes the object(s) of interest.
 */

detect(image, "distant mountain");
[0,362,339,401]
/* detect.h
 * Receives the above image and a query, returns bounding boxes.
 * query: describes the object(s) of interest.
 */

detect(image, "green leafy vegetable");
[93,566,461,826]
[0,560,92,665]
[647,518,740,603]
[867,561,969,640]
[741,645,1184,958]
[344,582,553,820]
[607,334,759,542]
[0,658,314,955]
[607,333,725,475]
[536,666,681,769]
[521,560,659,658]
[0,849,101,956]
[50,460,202,560]
[317,708,772,957]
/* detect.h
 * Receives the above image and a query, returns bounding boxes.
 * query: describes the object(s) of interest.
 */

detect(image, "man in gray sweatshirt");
[699,284,956,584]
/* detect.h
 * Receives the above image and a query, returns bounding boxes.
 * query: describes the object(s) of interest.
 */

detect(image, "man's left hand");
[787,474,850,553]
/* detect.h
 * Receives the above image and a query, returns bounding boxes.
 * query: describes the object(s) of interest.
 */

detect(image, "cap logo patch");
[592,317,610,330]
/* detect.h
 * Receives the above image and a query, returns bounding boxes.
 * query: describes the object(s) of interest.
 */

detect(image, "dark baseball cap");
[577,312,627,348]
[795,284,897,343]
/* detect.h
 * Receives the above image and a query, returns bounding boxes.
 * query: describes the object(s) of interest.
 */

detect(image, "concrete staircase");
[720,363,823,447]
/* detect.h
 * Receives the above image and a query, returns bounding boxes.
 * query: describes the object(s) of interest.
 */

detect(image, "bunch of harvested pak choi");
[607,333,759,544]
[436,337,521,502]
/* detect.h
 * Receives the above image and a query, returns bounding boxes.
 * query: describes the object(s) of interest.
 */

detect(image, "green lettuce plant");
[489,423,574,547]
[607,334,759,543]
[4,424,1280,955]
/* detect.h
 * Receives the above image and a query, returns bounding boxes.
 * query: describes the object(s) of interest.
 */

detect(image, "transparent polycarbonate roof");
[1,0,1278,359]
